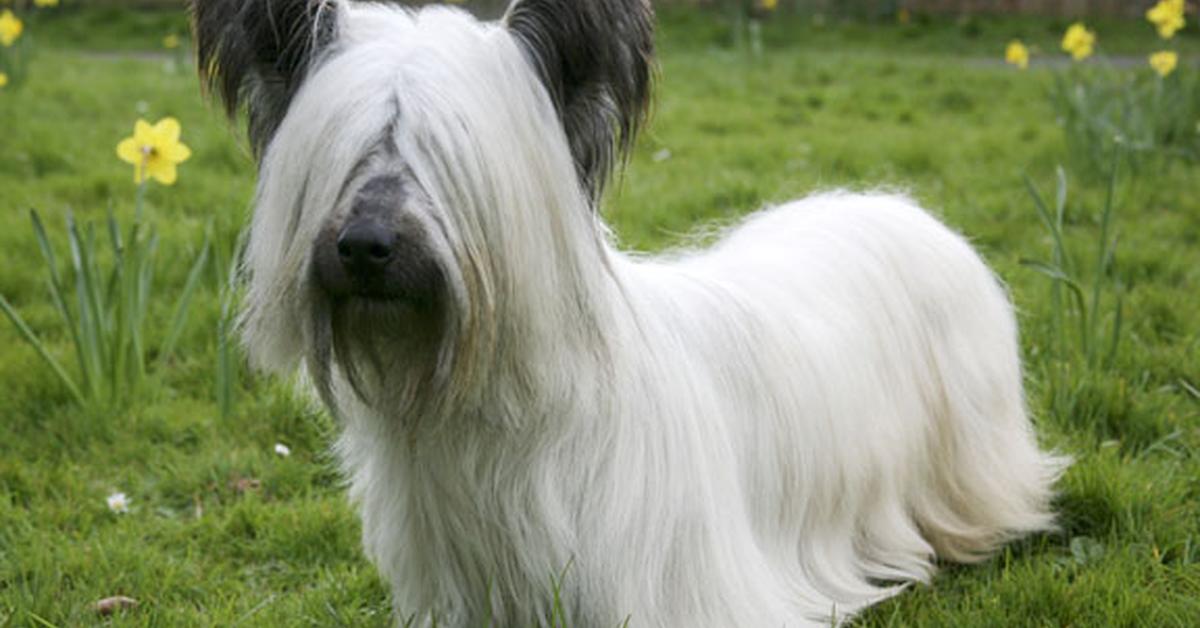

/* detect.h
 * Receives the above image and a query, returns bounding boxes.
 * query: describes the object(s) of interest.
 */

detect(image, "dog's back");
[611,193,1068,623]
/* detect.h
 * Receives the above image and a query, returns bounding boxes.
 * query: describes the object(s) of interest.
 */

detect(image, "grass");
[1,7,1198,627]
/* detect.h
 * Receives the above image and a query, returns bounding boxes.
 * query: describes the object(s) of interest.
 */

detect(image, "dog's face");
[193,0,653,407]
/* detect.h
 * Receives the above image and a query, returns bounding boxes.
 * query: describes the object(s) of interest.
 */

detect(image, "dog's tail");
[911,273,1072,563]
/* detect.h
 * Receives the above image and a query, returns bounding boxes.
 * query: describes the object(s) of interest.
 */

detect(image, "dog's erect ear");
[505,0,655,205]
[191,0,339,156]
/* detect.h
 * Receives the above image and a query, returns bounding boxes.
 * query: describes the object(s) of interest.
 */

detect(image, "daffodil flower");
[1146,0,1186,40]
[116,118,192,186]
[1061,23,1096,62]
[34,0,59,7]
[0,10,23,47]
[1150,51,1179,77]
[1005,40,1030,70]
[163,34,180,49]
[0,73,8,89]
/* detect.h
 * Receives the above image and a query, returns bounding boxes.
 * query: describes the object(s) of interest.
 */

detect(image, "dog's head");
[193,0,653,410]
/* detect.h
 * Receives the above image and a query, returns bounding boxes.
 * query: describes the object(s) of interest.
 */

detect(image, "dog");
[192,0,1068,625]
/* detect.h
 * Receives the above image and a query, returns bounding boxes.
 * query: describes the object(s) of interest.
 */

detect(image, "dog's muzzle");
[337,218,397,282]
[313,174,443,306]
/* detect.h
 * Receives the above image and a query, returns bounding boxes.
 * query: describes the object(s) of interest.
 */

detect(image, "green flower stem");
[134,159,148,225]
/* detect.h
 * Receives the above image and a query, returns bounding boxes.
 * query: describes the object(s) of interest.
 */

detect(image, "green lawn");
[1,8,1198,627]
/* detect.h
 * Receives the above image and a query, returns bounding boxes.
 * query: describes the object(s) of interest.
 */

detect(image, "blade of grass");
[1054,167,1067,235]
[1105,290,1124,370]
[216,297,234,420]
[1020,259,1090,357]
[129,228,159,390]
[1089,146,1122,366]
[0,294,85,405]
[112,217,133,400]
[67,213,104,400]
[159,236,210,363]
[31,210,89,393]
[1024,173,1073,360]
[31,210,68,303]
[104,205,123,313]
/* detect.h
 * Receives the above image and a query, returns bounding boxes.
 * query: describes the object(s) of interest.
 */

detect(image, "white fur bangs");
[241,5,594,375]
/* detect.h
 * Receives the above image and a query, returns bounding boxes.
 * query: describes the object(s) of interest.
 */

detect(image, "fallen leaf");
[94,596,138,616]
[231,477,262,494]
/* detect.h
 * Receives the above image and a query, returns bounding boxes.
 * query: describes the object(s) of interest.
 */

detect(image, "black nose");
[337,220,396,275]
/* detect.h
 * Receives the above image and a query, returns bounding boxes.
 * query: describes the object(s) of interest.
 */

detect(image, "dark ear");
[505,0,655,206]
[191,0,339,157]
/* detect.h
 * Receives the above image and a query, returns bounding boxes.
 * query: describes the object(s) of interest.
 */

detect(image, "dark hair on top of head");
[191,0,656,206]
[191,0,339,157]
[506,0,656,207]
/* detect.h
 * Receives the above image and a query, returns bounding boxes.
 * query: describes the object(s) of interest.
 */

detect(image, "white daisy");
[106,492,129,514]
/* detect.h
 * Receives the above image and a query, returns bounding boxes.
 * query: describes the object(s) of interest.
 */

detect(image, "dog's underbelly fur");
[335,193,1065,627]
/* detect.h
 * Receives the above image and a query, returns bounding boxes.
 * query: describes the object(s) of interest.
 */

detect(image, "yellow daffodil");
[1005,40,1030,70]
[1146,0,1186,40]
[1061,23,1096,61]
[0,73,7,89]
[760,0,778,11]
[898,8,911,25]
[116,118,192,186]
[34,0,59,7]
[1150,50,1178,77]
[0,10,22,47]
[163,34,180,49]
